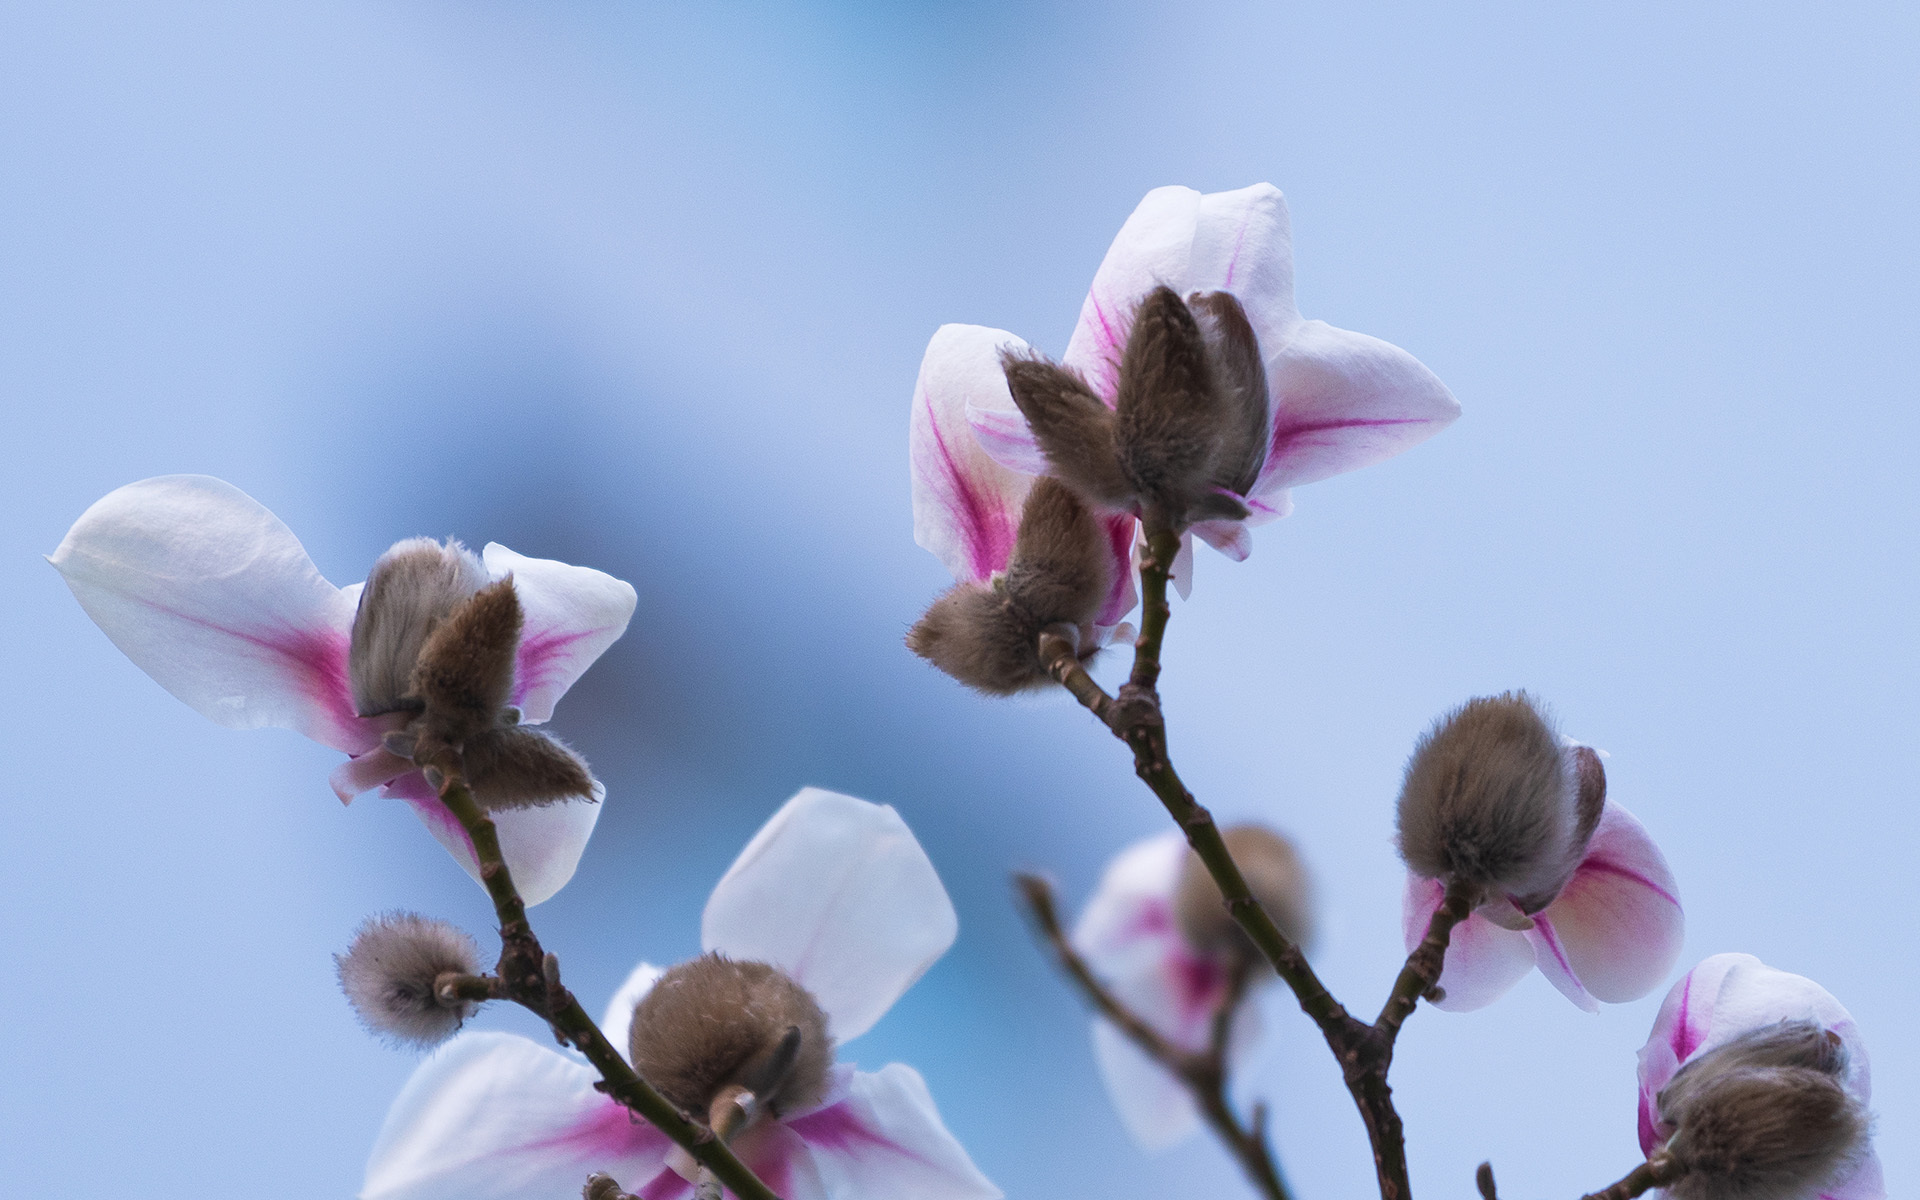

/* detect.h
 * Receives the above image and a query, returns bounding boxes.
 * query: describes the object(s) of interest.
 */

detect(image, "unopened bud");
[1395,692,1601,912]
[348,538,488,717]
[907,477,1114,694]
[1658,1022,1868,1200]
[335,912,482,1046]
[411,577,522,746]
[462,725,597,810]
[628,953,833,1119]
[1172,824,1314,963]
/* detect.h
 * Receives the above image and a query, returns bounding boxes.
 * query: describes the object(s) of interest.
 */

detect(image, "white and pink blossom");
[918,183,1458,593]
[1401,800,1684,1013]
[50,475,635,904]
[1637,954,1882,1200]
[1069,832,1262,1151]
[361,787,1000,1200]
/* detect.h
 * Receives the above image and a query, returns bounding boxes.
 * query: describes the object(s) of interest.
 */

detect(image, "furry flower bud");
[348,537,489,717]
[1657,1022,1869,1200]
[1395,692,1604,913]
[907,476,1115,694]
[1172,824,1314,964]
[336,912,482,1046]
[1002,286,1269,527]
[628,953,833,1119]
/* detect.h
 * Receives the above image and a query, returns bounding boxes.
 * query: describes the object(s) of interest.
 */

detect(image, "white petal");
[1090,1018,1199,1152]
[1248,321,1460,510]
[702,788,957,1042]
[1063,184,1302,402]
[50,475,372,753]
[1402,873,1535,1012]
[481,544,636,725]
[599,962,665,1055]
[1072,832,1186,959]
[1538,802,1684,1005]
[910,324,1039,583]
[1524,916,1601,1014]
[785,1064,1002,1200]
[1823,1149,1886,1200]
[391,771,603,907]
[361,1032,670,1200]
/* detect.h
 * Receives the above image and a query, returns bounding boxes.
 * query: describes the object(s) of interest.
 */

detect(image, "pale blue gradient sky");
[4,3,1916,1198]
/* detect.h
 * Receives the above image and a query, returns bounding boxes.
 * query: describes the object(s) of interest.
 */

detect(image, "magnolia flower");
[50,475,635,904]
[1637,954,1882,1200]
[362,787,1001,1200]
[1069,830,1311,1151]
[1401,797,1683,1012]
[922,183,1457,591]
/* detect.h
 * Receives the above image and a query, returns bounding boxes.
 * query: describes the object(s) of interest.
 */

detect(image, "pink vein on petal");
[787,1102,936,1169]
[1576,857,1681,907]
[921,388,1016,580]
[511,1097,662,1163]
[637,1173,692,1200]
[1268,414,1437,461]
[1222,212,1252,289]
[1671,971,1699,1061]
[512,626,595,708]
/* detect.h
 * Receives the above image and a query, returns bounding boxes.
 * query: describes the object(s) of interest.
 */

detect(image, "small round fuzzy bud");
[628,954,833,1119]
[1658,1022,1868,1200]
[336,912,483,1046]
[1395,692,1599,911]
[1172,824,1314,962]
[349,538,488,717]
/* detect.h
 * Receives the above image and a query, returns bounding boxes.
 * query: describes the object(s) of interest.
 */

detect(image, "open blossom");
[1637,954,1882,1200]
[362,787,1000,1200]
[1402,790,1683,1012]
[50,475,635,904]
[924,183,1457,590]
[1069,829,1311,1151]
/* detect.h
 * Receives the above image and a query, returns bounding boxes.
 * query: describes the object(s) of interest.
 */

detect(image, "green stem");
[438,780,783,1200]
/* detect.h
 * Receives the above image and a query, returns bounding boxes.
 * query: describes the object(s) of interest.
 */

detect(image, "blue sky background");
[4,2,1916,1197]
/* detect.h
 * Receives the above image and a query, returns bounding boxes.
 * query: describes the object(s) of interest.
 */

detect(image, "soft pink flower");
[925,183,1457,593]
[361,788,1000,1200]
[1637,954,1882,1200]
[1069,832,1261,1150]
[50,475,635,904]
[1401,800,1683,1013]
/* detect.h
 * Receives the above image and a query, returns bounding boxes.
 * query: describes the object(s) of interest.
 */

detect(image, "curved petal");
[1248,322,1460,510]
[362,1032,670,1200]
[391,771,603,907]
[600,962,665,1055]
[1090,1018,1200,1151]
[1824,1150,1885,1200]
[1063,184,1302,402]
[481,544,636,725]
[1402,873,1535,1012]
[1537,802,1683,1005]
[785,1064,1002,1200]
[1094,512,1140,629]
[1524,915,1599,1013]
[1191,519,1252,562]
[702,788,957,1042]
[965,403,1052,478]
[50,475,372,754]
[911,324,1037,583]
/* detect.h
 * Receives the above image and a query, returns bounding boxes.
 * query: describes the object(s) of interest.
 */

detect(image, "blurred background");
[4,2,1916,1196]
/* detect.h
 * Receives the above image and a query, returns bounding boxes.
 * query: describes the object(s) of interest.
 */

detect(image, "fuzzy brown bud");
[1395,692,1602,911]
[907,477,1114,694]
[1172,824,1314,963]
[411,577,522,747]
[627,954,833,1119]
[1002,286,1270,528]
[1658,1022,1869,1200]
[348,538,488,717]
[461,724,597,810]
[336,912,482,1046]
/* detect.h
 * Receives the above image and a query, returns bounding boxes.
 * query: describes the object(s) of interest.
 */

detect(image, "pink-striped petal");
[480,543,636,725]
[1246,322,1459,512]
[1094,512,1140,629]
[1536,801,1683,1006]
[388,771,603,907]
[1063,184,1301,402]
[964,403,1052,478]
[1524,915,1600,1013]
[361,1032,671,1200]
[1402,873,1536,1012]
[50,475,373,754]
[330,745,415,804]
[786,1064,1002,1199]
[911,324,1037,583]
[702,788,957,1043]
[1191,518,1253,562]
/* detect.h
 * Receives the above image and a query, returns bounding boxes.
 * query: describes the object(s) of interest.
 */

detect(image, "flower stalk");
[1579,1154,1683,1200]
[434,772,784,1200]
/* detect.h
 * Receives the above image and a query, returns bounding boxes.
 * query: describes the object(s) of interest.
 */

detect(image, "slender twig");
[1580,1155,1683,1200]
[1015,873,1292,1200]
[1375,878,1478,1041]
[1039,630,1116,721]
[435,775,783,1200]
[1475,1161,1499,1200]
[583,1174,638,1200]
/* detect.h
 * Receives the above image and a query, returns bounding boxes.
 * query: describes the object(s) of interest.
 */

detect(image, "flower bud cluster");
[351,538,596,810]
[335,912,483,1046]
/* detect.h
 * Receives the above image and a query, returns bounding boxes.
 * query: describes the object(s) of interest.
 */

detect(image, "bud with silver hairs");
[335,912,484,1047]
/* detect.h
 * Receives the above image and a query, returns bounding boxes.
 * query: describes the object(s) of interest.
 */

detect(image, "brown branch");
[1015,872,1292,1200]
[1580,1155,1683,1200]
[435,775,783,1200]
[1476,1162,1499,1200]
[1375,877,1478,1041]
